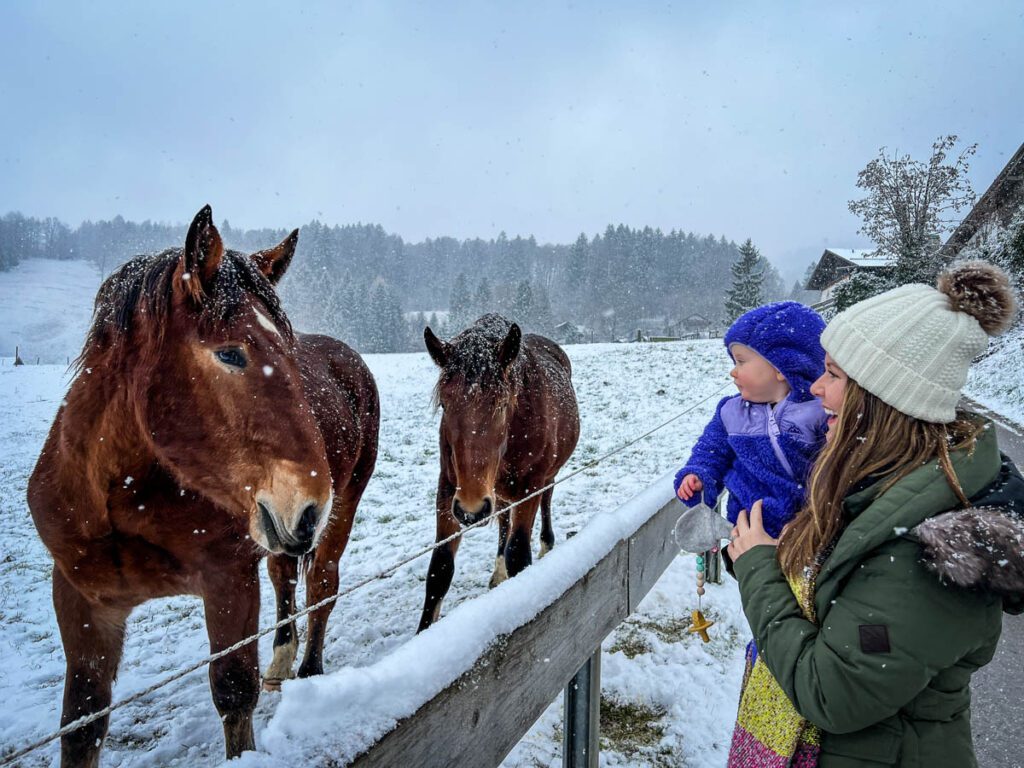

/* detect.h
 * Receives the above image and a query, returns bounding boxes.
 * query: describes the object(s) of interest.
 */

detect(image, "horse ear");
[176,205,224,303]
[252,229,298,285]
[424,327,449,367]
[498,323,521,370]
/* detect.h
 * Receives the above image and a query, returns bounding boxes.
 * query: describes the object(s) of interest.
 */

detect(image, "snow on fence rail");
[0,380,731,768]
[242,469,712,768]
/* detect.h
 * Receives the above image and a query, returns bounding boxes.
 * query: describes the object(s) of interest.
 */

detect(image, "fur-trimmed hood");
[912,455,1024,613]
[914,506,1024,605]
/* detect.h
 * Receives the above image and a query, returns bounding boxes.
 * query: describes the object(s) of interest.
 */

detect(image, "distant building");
[938,141,1024,260]
[553,321,590,344]
[805,248,896,312]
[681,313,713,333]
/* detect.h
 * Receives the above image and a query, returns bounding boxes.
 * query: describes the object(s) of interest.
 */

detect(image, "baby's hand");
[676,474,703,500]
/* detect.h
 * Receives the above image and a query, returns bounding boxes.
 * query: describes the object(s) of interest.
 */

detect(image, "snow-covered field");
[0,259,101,364]
[0,257,751,768]
[3,257,1020,768]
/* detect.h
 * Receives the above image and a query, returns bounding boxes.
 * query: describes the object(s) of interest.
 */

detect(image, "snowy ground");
[0,338,747,768]
[967,324,1024,426]
[2,257,1020,768]
[0,259,101,364]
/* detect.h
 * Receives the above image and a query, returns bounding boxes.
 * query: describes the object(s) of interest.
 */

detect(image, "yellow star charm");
[687,609,714,643]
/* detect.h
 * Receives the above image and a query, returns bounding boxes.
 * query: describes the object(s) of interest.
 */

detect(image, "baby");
[676,302,828,541]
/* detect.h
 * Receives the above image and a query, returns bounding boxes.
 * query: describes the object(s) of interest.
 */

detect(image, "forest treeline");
[0,212,791,352]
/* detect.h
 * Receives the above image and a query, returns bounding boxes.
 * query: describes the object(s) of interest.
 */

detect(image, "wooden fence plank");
[348,542,630,768]
[626,499,679,613]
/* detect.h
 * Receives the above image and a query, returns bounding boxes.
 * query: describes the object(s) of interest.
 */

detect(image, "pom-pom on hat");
[723,301,827,402]
[820,261,1017,424]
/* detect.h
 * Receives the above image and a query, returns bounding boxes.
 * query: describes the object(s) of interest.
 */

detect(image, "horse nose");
[452,496,493,527]
[254,495,326,556]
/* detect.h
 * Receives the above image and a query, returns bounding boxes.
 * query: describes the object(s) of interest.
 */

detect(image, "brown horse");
[419,314,579,632]
[27,206,379,767]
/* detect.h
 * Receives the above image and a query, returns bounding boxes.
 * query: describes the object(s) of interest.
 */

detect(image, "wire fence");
[0,381,732,767]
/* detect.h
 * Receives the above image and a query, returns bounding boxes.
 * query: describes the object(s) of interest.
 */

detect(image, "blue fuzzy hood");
[724,302,826,402]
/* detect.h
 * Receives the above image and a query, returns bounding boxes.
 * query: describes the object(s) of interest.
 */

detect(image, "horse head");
[90,205,333,556]
[425,315,521,526]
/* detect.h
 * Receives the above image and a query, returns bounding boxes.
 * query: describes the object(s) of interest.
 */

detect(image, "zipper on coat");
[767,403,796,480]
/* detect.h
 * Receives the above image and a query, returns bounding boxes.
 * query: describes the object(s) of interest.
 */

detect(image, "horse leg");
[202,565,260,758]
[489,509,511,588]
[263,553,299,690]
[52,566,128,768]
[296,490,358,679]
[505,494,542,578]
[539,486,555,558]
[417,479,460,632]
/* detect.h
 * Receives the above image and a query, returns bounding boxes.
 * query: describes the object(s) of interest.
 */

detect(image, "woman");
[727,261,1024,767]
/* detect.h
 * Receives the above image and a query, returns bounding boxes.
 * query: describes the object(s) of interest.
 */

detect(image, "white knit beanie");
[820,261,1017,423]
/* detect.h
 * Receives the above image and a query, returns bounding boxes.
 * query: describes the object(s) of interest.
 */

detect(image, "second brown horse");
[420,314,579,632]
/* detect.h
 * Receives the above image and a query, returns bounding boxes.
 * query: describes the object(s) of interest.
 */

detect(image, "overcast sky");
[1,1,1022,280]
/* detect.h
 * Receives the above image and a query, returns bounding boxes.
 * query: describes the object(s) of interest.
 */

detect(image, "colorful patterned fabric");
[727,549,830,767]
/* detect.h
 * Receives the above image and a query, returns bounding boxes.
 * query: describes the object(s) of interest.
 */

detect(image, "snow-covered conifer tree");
[724,239,764,322]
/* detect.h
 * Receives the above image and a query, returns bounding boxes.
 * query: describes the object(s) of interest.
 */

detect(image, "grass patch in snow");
[608,614,696,658]
[608,627,653,659]
[639,615,694,644]
[600,694,677,764]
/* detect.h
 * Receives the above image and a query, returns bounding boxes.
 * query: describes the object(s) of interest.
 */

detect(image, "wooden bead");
[696,586,706,596]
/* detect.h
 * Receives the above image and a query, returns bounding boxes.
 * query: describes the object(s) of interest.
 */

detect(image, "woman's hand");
[727,500,778,562]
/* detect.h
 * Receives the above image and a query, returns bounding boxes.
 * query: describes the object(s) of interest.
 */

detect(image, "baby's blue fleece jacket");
[674,301,828,537]
[674,395,826,537]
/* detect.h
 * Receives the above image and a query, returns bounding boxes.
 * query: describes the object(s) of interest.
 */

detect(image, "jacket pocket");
[900,685,969,722]
[821,719,902,766]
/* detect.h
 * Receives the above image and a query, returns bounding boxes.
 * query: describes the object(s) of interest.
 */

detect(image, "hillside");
[0,258,101,364]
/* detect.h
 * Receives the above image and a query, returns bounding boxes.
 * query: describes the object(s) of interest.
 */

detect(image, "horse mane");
[431,314,523,410]
[75,248,293,372]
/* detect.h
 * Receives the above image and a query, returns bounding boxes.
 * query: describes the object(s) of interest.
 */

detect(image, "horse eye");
[215,348,247,369]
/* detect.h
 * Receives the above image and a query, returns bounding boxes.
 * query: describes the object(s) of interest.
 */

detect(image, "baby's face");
[728,343,790,403]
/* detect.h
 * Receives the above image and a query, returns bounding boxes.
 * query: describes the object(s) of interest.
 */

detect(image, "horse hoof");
[262,677,283,692]
[489,555,509,589]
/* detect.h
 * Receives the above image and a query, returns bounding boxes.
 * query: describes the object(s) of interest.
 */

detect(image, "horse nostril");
[259,502,282,551]
[297,504,318,542]
[452,498,491,526]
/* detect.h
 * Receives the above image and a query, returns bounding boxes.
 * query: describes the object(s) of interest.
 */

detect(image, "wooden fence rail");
[348,484,718,768]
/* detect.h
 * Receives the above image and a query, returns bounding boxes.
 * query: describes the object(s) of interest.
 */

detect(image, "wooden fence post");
[563,648,600,768]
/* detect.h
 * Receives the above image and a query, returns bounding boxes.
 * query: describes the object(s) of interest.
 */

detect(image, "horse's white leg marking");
[263,632,299,690]
[489,555,509,588]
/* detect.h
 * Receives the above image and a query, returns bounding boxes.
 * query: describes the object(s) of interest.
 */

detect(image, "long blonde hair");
[777,379,980,580]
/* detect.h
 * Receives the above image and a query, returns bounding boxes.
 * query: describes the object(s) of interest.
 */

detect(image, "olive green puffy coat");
[735,422,1024,767]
